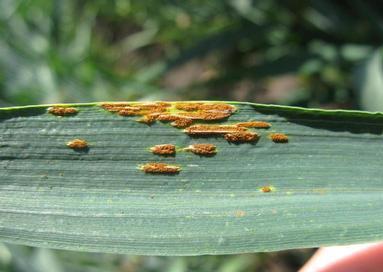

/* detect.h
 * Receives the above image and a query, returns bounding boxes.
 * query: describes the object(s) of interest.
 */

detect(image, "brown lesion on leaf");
[150,144,176,155]
[175,102,235,112]
[170,118,194,128]
[48,106,78,116]
[176,110,232,121]
[184,124,247,135]
[100,102,237,127]
[184,143,217,156]
[236,121,271,129]
[66,139,88,150]
[140,162,180,174]
[137,114,161,124]
[224,131,259,143]
[184,124,259,143]
[155,114,179,122]
[269,133,289,143]
[117,108,141,116]
[103,102,170,115]
[260,185,273,193]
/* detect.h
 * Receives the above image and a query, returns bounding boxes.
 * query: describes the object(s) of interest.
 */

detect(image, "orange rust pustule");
[101,103,131,112]
[155,114,193,128]
[156,114,179,122]
[170,118,194,128]
[261,186,272,193]
[102,102,170,115]
[184,125,247,135]
[117,108,141,116]
[102,102,236,127]
[140,163,180,174]
[48,106,78,116]
[150,144,176,155]
[224,131,259,142]
[175,103,236,113]
[66,139,88,149]
[174,103,203,111]
[177,111,231,121]
[184,143,216,156]
[269,133,289,143]
[236,121,271,129]
[138,114,161,124]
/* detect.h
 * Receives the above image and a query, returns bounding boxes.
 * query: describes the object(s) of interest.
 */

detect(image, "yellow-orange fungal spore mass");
[138,114,160,124]
[175,103,235,113]
[269,133,289,143]
[170,118,194,128]
[141,163,180,174]
[101,103,132,112]
[174,103,204,111]
[101,102,237,127]
[156,114,179,122]
[117,108,140,116]
[177,111,231,121]
[260,186,273,193]
[48,106,78,116]
[102,102,170,115]
[66,139,88,149]
[236,121,271,129]
[185,143,216,155]
[224,131,259,142]
[184,125,247,135]
[150,144,176,155]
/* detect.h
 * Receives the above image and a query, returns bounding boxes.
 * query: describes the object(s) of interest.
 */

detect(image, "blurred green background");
[1,0,383,271]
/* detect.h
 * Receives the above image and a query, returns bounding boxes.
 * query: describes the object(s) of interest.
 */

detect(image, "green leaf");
[0,102,383,255]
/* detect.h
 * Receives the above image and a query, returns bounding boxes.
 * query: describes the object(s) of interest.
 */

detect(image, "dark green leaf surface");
[0,102,383,255]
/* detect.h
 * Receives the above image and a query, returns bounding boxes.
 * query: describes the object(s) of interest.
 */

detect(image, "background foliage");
[0,0,382,271]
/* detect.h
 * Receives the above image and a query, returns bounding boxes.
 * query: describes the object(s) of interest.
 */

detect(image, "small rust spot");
[117,108,140,116]
[174,102,204,111]
[66,139,88,149]
[150,144,176,155]
[156,114,179,122]
[184,125,247,135]
[184,143,216,156]
[175,103,236,113]
[224,131,259,142]
[269,133,289,143]
[260,186,273,193]
[234,210,246,217]
[137,114,160,124]
[156,114,193,128]
[236,121,271,129]
[103,102,170,115]
[48,106,78,116]
[102,103,130,112]
[177,111,232,121]
[170,118,193,128]
[140,163,180,174]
